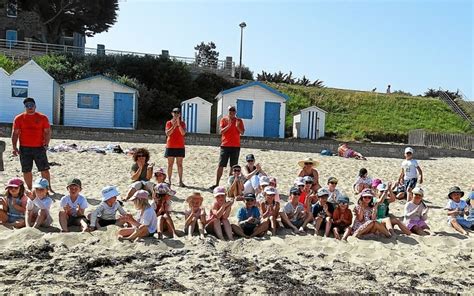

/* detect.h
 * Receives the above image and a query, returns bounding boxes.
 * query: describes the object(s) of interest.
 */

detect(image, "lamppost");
[239,22,246,79]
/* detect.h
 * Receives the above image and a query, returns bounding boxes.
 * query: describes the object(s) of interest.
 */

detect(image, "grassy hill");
[271,84,473,142]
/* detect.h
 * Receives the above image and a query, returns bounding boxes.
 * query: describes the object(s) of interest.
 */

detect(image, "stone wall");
[1,123,472,160]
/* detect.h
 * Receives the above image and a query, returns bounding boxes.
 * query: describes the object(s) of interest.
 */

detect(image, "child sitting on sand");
[25,178,53,228]
[118,190,157,241]
[297,157,321,191]
[87,186,129,231]
[398,147,423,201]
[312,188,334,237]
[58,178,89,232]
[227,164,246,200]
[184,192,207,239]
[403,187,430,235]
[445,186,472,235]
[260,186,280,236]
[232,193,269,238]
[206,186,234,240]
[353,168,372,194]
[153,183,178,239]
[0,177,27,228]
[373,182,411,236]
[352,189,391,238]
[280,187,312,234]
[332,196,353,240]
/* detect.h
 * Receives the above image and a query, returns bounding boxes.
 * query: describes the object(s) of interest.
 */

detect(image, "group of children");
[1,147,473,241]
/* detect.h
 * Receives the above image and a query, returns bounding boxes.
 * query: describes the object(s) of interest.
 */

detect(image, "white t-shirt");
[59,195,89,217]
[26,196,53,213]
[135,206,157,233]
[281,202,304,221]
[401,159,419,180]
[445,200,468,218]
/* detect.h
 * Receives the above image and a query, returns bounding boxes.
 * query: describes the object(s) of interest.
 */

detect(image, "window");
[6,30,17,47]
[77,93,100,109]
[6,0,17,17]
[236,99,253,119]
[11,80,28,98]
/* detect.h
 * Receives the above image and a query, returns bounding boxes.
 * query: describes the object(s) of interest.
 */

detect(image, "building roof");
[62,75,138,93]
[182,96,213,106]
[11,60,55,81]
[294,105,328,115]
[217,81,289,101]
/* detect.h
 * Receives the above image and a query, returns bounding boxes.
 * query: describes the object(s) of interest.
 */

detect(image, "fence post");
[0,140,5,171]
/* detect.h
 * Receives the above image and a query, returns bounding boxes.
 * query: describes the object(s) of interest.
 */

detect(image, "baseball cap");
[360,189,374,197]
[246,154,255,161]
[228,105,236,111]
[317,188,330,197]
[376,183,388,192]
[130,189,149,201]
[33,178,49,189]
[232,164,241,170]
[337,196,350,204]
[67,178,82,188]
[259,176,270,186]
[264,186,277,195]
[405,147,414,154]
[294,177,305,186]
[290,187,301,195]
[244,193,256,200]
[303,176,314,184]
[213,186,226,197]
[172,107,180,113]
[327,177,338,184]
[23,97,36,105]
[412,187,424,197]
[101,185,120,201]
[371,179,382,188]
[154,183,176,196]
[5,177,23,189]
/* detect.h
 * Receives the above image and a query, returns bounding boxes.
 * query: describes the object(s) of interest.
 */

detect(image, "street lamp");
[239,22,247,79]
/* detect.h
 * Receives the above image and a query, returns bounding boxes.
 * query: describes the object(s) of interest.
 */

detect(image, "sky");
[87,0,473,99]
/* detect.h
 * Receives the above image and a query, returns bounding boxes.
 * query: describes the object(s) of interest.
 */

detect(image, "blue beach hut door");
[264,102,281,138]
[114,92,134,128]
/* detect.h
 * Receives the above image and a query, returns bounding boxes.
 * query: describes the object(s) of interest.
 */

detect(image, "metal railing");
[438,87,473,127]
[0,38,235,76]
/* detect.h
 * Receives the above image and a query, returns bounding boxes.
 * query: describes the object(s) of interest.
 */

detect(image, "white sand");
[0,137,473,294]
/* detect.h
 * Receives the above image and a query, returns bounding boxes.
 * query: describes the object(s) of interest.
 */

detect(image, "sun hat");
[172,107,180,113]
[154,183,176,196]
[33,178,49,189]
[303,176,314,184]
[448,186,464,199]
[130,190,149,201]
[294,177,305,187]
[213,186,226,197]
[259,176,270,186]
[376,183,388,192]
[317,188,330,197]
[298,157,319,168]
[327,177,338,184]
[67,178,82,188]
[405,147,414,154]
[337,196,350,204]
[290,187,301,195]
[101,186,120,202]
[5,177,23,189]
[360,189,374,197]
[244,193,256,200]
[264,186,277,195]
[412,187,424,197]
[154,167,166,177]
[371,179,382,189]
[186,193,203,204]
[246,154,255,161]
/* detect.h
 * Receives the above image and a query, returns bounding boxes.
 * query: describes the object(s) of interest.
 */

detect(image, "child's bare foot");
[334,233,341,240]
[157,232,163,239]
[199,234,205,239]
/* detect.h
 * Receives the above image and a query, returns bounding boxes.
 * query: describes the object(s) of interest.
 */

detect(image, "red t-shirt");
[220,116,244,147]
[165,120,186,148]
[13,112,50,148]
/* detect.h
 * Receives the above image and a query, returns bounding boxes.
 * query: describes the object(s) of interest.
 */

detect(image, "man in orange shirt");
[165,107,186,187]
[211,105,245,189]
[11,98,52,191]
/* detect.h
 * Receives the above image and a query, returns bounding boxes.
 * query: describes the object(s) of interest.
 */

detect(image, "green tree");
[234,65,254,80]
[0,54,20,73]
[194,41,219,67]
[18,0,119,43]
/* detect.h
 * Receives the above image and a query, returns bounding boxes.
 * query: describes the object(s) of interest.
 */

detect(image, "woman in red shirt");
[165,108,186,187]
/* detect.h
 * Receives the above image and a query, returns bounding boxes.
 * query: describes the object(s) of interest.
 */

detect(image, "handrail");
[439,87,473,126]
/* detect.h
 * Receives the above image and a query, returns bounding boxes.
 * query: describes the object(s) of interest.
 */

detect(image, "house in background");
[292,106,327,139]
[181,96,212,134]
[215,81,288,138]
[0,59,60,124]
[62,75,139,129]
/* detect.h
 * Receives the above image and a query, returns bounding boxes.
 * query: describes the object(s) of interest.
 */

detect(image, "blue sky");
[88,0,473,99]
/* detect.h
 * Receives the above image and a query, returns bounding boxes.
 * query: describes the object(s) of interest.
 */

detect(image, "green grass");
[270,84,473,141]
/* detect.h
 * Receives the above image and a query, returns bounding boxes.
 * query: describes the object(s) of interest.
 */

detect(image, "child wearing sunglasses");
[0,177,27,228]
[332,196,353,240]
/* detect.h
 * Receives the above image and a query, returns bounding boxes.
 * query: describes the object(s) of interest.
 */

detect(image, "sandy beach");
[0,136,473,294]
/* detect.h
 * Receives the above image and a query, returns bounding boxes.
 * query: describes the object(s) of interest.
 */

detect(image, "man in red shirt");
[165,107,186,187]
[211,105,245,189]
[11,97,52,191]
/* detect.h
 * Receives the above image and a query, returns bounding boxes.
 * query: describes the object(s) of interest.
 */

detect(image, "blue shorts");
[448,217,473,229]
[404,178,418,190]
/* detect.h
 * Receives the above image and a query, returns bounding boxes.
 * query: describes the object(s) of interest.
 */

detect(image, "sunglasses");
[247,160,254,162]
[338,202,348,205]
[305,181,313,184]
[362,196,372,199]
[8,187,20,190]
[25,103,35,108]
[245,199,255,202]
[292,193,301,196]
[304,162,313,165]
[233,170,241,172]
[229,109,236,112]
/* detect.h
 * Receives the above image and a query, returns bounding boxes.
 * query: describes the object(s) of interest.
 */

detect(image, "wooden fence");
[409,129,473,151]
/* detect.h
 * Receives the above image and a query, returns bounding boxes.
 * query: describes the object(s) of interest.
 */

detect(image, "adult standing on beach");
[165,107,186,187]
[211,105,245,189]
[11,98,53,192]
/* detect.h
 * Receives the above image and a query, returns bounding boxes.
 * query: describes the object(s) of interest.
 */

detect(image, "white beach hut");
[62,75,139,129]
[0,60,60,124]
[215,81,288,138]
[293,106,327,139]
[181,96,212,134]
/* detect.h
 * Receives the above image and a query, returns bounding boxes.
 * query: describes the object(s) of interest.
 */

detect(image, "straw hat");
[298,157,319,168]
